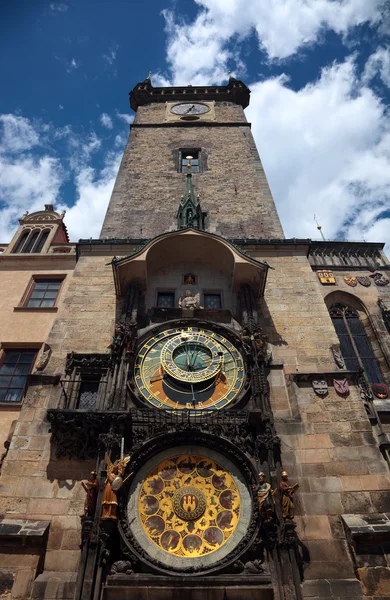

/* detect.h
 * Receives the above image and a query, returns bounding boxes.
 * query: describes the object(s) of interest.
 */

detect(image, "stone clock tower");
[3,76,390,600]
[101,75,284,240]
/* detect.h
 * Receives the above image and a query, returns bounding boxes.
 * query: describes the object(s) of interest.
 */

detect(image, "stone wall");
[0,262,75,457]
[100,102,284,241]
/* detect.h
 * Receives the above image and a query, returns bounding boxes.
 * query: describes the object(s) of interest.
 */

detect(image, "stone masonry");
[100,100,284,241]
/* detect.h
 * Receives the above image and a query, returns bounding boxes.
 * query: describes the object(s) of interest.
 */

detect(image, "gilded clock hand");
[190,382,197,407]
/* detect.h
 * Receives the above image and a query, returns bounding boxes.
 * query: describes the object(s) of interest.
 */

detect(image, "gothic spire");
[177,158,206,230]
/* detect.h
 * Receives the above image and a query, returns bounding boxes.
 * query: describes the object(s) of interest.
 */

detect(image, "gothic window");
[330,304,383,384]
[23,230,40,253]
[12,230,30,253]
[34,230,50,253]
[77,379,100,410]
[25,278,63,308]
[12,228,51,254]
[204,293,222,309]
[157,292,175,308]
[179,149,200,173]
[0,349,37,403]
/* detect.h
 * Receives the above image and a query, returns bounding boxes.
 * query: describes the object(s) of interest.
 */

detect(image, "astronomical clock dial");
[170,103,210,116]
[126,447,252,572]
[138,455,240,558]
[133,326,245,410]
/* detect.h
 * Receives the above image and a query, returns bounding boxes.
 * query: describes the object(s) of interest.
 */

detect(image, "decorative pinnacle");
[314,215,326,241]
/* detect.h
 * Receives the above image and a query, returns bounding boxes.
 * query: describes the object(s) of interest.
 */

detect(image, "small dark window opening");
[35,230,50,253]
[204,294,222,309]
[0,350,37,403]
[24,230,40,253]
[78,379,100,410]
[157,292,175,309]
[180,149,200,173]
[13,230,30,253]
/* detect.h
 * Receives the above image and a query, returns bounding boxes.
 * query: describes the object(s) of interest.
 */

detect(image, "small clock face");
[171,103,210,116]
[134,326,245,411]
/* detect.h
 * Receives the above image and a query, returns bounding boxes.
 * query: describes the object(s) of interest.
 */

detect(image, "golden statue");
[101,453,132,520]
[253,472,275,521]
[279,471,299,520]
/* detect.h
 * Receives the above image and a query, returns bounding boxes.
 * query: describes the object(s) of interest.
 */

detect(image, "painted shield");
[317,270,335,285]
[344,277,357,287]
[333,378,349,396]
[312,379,328,396]
[371,383,389,399]
[357,277,371,287]
[370,272,390,287]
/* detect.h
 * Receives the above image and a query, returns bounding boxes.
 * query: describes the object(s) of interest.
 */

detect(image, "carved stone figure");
[35,344,52,372]
[253,472,274,521]
[82,471,99,517]
[279,471,299,520]
[178,290,202,309]
[331,347,345,369]
[109,560,134,575]
[102,453,132,520]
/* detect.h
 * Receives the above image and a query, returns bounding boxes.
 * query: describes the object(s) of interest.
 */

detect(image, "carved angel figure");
[178,290,202,310]
[101,453,132,520]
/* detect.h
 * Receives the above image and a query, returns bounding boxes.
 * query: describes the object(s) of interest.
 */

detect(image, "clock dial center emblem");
[173,486,206,521]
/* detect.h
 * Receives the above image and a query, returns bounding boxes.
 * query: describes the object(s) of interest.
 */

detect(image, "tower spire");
[177,156,206,230]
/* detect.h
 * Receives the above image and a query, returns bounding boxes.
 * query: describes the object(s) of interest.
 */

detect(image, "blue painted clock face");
[134,326,245,411]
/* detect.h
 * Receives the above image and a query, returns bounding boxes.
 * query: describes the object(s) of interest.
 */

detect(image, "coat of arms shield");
[317,270,335,285]
[344,277,357,287]
[312,379,328,396]
[370,272,390,287]
[333,378,349,396]
[371,383,389,399]
[357,276,371,287]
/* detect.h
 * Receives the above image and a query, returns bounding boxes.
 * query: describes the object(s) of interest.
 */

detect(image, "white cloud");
[59,104,64,110]
[116,112,134,125]
[363,47,390,88]
[245,58,390,248]
[57,151,121,240]
[103,44,119,66]
[50,3,68,12]
[0,155,63,241]
[160,0,387,84]
[0,115,40,153]
[67,58,79,73]
[0,113,128,242]
[100,113,113,129]
[114,134,126,147]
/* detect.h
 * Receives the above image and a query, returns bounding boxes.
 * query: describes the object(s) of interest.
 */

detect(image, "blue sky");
[0,0,389,247]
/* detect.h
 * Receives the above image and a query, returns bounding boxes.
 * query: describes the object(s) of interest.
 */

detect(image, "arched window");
[330,304,383,384]
[23,230,41,253]
[12,230,30,253]
[34,230,50,253]
[11,228,50,254]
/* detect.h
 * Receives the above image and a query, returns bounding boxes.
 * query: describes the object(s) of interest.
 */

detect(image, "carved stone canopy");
[112,229,269,298]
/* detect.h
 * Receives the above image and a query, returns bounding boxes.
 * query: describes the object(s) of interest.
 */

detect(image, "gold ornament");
[138,454,240,557]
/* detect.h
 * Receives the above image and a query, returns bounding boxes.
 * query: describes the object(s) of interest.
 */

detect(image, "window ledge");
[13,306,58,312]
[0,402,22,409]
